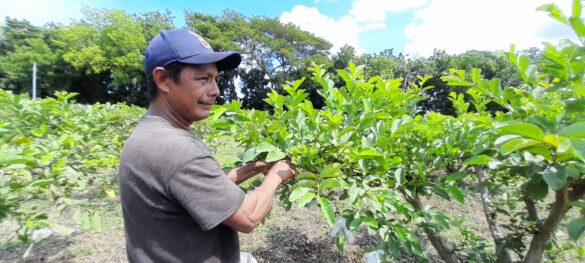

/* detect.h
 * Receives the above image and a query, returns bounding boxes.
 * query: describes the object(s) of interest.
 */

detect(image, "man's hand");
[265,160,295,185]
[223,159,295,233]
[254,160,274,174]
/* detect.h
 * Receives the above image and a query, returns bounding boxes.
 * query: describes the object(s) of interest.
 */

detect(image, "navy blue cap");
[144,28,241,78]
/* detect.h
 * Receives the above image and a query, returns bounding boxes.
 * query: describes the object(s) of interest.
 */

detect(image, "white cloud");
[281,1,428,54]
[280,5,366,54]
[350,0,428,22]
[403,0,575,56]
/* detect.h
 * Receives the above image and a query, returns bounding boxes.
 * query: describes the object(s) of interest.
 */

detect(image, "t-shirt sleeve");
[167,154,245,231]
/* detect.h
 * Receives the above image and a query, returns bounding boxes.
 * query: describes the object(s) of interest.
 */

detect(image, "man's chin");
[191,112,210,122]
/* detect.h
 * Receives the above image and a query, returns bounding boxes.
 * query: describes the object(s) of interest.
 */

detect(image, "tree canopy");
[1,7,531,113]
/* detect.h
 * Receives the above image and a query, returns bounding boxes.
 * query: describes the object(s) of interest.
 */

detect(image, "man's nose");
[209,79,220,98]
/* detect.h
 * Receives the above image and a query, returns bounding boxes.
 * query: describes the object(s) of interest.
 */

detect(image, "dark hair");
[147,62,186,102]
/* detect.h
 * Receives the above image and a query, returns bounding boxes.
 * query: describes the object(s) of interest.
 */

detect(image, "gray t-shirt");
[118,116,245,263]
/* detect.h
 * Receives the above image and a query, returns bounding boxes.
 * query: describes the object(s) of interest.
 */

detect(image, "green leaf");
[362,215,378,228]
[266,148,286,162]
[349,183,359,203]
[566,99,585,113]
[255,141,275,152]
[526,177,549,200]
[543,166,567,190]
[496,122,545,141]
[444,172,467,183]
[432,212,450,229]
[571,19,585,38]
[567,166,581,179]
[463,155,492,165]
[320,178,348,189]
[297,171,318,180]
[40,151,57,165]
[0,154,34,166]
[289,180,317,192]
[358,149,383,158]
[242,147,257,163]
[92,212,102,232]
[349,216,362,229]
[559,122,585,138]
[210,105,229,120]
[573,0,582,19]
[289,187,311,202]
[431,186,451,201]
[320,165,341,178]
[500,138,542,155]
[544,134,572,154]
[538,4,570,26]
[297,192,316,207]
[495,135,523,146]
[572,139,585,161]
[29,179,55,188]
[211,122,231,130]
[335,232,345,251]
[318,197,336,226]
[445,185,465,203]
[567,218,585,242]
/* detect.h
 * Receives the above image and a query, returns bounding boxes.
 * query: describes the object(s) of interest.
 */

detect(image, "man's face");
[166,63,220,122]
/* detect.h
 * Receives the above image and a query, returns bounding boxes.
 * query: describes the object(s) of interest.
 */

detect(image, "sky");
[0,0,576,56]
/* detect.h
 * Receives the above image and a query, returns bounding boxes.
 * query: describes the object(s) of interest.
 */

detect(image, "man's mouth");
[198,101,214,107]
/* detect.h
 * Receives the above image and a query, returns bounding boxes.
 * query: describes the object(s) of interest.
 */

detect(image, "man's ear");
[152,67,171,94]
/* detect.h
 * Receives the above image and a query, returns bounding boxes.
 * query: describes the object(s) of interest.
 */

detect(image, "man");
[118,28,295,263]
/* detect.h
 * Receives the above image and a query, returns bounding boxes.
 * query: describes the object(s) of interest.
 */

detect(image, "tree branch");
[521,183,540,223]
[476,166,513,263]
[400,188,460,263]
[523,186,569,263]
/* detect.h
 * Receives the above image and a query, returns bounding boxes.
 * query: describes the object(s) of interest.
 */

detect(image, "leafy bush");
[0,89,144,241]
[213,1,585,262]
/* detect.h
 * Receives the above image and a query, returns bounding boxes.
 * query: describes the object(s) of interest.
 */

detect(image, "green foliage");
[186,10,333,107]
[213,62,472,260]
[212,2,585,262]
[56,8,146,86]
[0,89,144,242]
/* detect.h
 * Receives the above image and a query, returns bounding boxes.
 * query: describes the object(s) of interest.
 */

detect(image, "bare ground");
[1,189,581,262]
[0,197,378,263]
[0,188,497,263]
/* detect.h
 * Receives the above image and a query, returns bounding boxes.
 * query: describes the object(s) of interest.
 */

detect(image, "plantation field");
[0,136,368,263]
[1,3,585,262]
[0,134,489,263]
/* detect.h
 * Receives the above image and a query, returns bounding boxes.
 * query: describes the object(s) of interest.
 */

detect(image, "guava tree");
[212,1,585,262]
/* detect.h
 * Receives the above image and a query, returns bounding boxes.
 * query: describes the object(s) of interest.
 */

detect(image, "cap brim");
[178,52,241,71]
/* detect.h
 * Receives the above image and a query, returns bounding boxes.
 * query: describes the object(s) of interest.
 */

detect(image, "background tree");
[186,10,332,109]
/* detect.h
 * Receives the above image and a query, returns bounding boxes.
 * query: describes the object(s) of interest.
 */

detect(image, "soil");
[0,198,378,263]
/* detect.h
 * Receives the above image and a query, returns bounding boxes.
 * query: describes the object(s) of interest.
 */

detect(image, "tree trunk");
[522,187,569,263]
[401,189,460,263]
[476,167,514,263]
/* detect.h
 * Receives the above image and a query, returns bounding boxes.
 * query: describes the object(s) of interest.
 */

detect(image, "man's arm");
[225,160,271,185]
[222,160,295,233]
